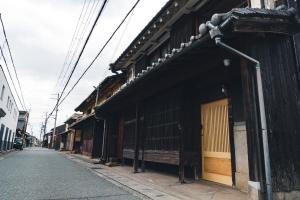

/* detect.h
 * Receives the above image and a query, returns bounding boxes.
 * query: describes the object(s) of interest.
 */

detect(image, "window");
[10,103,13,113]
[6,96,10,108]
[0,85,4,100]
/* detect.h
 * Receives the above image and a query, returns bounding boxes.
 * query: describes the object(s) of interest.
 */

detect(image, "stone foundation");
[273,191,300,200]
[234,122,250,192]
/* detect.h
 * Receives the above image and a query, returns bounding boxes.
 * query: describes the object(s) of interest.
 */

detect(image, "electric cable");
[53,0,88,90]
[58,0,141,107]
[47,0,109,119]
[0,14,27,110]
[0,46,26,111]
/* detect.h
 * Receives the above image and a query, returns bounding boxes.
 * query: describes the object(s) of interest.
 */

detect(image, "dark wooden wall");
[245,34,300,192]
[81,120,94,157]
[170,14,196,49]
[92,120,103,158]
[144,88,181,152]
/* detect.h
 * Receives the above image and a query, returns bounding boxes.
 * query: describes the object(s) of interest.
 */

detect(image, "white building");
[0,65,19,151]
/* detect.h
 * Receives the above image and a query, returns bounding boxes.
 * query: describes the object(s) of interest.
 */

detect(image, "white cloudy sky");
[0,0,168,139]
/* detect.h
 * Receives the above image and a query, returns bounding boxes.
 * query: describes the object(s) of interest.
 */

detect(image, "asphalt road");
[0,148,140,200]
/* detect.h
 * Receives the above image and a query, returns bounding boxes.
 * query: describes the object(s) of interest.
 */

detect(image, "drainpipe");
[214,37,272,200]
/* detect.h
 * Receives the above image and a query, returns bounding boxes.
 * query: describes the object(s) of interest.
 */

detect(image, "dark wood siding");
[92,120,103,158]
[246,34,300,192]
[170,14,195,49]
[82,121,94,157]
[135,56,148,76]
[144,88,181,152]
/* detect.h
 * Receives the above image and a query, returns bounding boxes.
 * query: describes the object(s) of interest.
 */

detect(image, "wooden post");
[133,103,140,173]
[141,114,146,172]
[178,123,185,183]
[179,87,185,183]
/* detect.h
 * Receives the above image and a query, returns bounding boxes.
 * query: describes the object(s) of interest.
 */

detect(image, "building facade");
[0,65,19,151]
[71,74,125,158]
[94,0,300,200]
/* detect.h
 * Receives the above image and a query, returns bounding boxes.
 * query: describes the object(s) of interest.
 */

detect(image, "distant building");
[63,113,82,152]
[0,65,19,151]
[16,110,29,147]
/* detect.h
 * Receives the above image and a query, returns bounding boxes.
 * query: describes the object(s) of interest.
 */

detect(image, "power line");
[0,14,27,111]
[59,0,141,107]
[53,0,88,91]
[59,0,101,89]
[59,0,108,98]
[47,0,109,120]
[57,0,94,89]
[0,46,26,111]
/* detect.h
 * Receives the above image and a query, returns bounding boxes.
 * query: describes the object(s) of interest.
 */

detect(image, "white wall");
[0,65,19,150]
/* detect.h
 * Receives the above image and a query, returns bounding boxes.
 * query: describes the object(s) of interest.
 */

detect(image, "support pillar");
[133,103,140,173]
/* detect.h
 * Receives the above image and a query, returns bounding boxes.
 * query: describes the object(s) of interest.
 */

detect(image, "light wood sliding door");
[201,98,232,185]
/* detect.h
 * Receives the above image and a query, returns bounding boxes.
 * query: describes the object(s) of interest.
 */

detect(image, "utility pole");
[43,112,48,135]
[40,112,48,147]
[51,94,59,149]
[40,122,43,143]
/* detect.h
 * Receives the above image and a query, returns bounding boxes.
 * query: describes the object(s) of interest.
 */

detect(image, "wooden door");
[201,98,232,185]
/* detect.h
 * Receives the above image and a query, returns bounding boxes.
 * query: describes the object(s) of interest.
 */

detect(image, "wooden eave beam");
[232,17,297,35]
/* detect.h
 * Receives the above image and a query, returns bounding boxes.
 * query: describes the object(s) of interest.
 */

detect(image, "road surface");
[0,148,140,200]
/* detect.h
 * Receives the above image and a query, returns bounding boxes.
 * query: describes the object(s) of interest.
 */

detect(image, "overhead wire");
[53,0,88,91]
[58,0,141,107]
[47,0,109,120]
[57,0,93,89]
[0,45,26,111]
[0,14,27,111]
[104,5,135,77]
[59,0,100,89]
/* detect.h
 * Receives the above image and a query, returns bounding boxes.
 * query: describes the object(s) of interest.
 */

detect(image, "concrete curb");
[0,149,16,156]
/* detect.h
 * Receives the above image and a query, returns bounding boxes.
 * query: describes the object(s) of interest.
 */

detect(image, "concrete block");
[248,181,261,200]
[234,122,250,191]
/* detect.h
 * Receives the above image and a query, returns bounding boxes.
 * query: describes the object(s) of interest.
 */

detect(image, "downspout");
[95,109,106,163]
[212,35,272,199]
[202,16,272,199]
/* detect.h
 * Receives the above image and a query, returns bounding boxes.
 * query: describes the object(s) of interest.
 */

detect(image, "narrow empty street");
[0,148,140,200]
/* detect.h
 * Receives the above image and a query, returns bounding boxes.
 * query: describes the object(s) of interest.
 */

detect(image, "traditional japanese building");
[71,74,125,158]
[62,113,82,152]
[95,0,300,199]
[53,124,67,150]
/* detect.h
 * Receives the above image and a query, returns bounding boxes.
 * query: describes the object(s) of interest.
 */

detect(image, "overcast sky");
[0,0,168,139]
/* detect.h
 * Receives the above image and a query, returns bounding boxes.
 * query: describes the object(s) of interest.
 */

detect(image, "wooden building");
[95,0,300,199]
[53,124,67,151]
[71,74,125,158]
[64,113,82,151]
